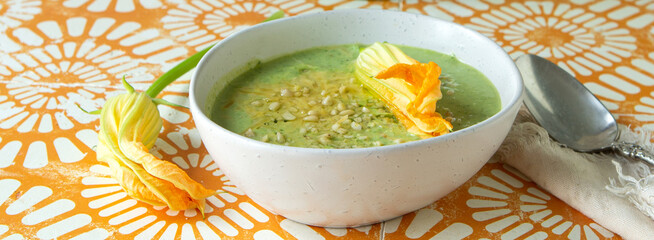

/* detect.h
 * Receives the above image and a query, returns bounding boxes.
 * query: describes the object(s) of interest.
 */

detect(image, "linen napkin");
[495,107,654,240]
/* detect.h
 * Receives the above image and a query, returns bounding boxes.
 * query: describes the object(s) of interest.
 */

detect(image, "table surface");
[1,0,652,239]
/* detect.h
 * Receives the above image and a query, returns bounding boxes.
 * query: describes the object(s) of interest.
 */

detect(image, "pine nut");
[280,88,292,97]
[338,85,347,94]
[318,134,331,144]
[303,116,318,122]
[322,96,333,106]
[351,122,362,131]
[336,102,346,111]
[268,102,281,111]
[282,111,296,120]
[339,110,355,116]
[244,128,255,137]
[276,132,285,143]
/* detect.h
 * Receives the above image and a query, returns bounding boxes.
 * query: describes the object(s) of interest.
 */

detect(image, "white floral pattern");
[0,0,41,31]
[0,178,109,239]
[0,15,191,169]
[162,1,287,51]
[463,2,636,75]
[160,0,400,52]
[62,0,163,13]
[466,165,616,239]
[382,211,473,239]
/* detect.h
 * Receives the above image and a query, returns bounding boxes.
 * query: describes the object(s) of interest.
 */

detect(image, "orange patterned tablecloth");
[1,0,652,239]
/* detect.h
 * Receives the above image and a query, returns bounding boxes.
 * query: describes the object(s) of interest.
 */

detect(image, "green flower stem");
[144,45,213,98]
[144,10,285,98]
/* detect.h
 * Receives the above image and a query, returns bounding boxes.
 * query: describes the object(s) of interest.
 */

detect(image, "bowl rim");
[189,8,524,155]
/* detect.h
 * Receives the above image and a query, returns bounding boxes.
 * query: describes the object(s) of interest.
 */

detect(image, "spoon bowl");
[516,54,654,165]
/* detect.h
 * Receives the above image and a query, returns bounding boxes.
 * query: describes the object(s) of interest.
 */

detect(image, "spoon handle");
[611,142,654,166]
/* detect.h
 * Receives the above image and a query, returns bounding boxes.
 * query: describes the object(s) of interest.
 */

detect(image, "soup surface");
[211,44,500,148]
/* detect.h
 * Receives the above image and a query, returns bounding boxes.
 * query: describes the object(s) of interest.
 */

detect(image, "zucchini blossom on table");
[355,42,453,138]
[86,11,285,216]
[96,78,215,214]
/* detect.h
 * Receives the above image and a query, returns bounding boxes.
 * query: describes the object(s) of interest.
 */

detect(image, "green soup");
[210,44,500,148]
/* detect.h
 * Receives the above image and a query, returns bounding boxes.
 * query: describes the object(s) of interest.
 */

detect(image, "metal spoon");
[515,54,654,165]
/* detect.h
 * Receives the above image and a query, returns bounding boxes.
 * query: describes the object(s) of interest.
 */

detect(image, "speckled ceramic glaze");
[190,9,523,227]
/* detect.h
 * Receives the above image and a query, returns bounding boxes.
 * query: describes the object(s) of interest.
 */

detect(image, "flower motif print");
[0,0,41,31]
[0,178,109,239]
[162,1,286,51]
[463,2,636,77]
[0,16,189,170]
[466,165,617,239]
[63,0,163,13]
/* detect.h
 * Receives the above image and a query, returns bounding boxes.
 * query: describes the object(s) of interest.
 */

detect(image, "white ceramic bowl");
[190,9,523,227]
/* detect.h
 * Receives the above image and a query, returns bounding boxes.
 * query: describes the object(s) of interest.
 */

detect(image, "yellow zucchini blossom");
[96,78,215,214]
[86,11,285,217]
[355,42,453,137]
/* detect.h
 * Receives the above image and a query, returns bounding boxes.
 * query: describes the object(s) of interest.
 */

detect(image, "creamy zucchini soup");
[210,44,500,148]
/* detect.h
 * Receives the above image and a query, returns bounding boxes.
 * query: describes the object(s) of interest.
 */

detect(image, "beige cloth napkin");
[495,107,654,240]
